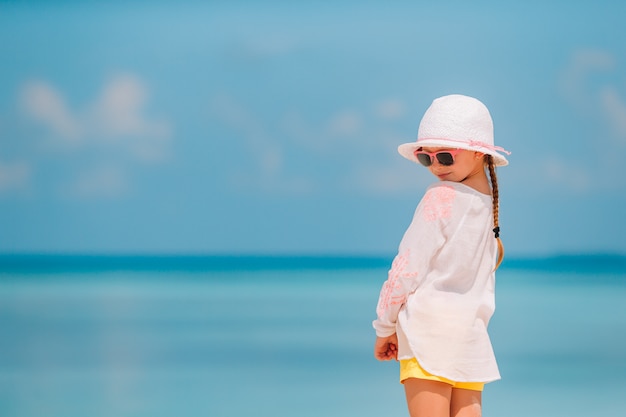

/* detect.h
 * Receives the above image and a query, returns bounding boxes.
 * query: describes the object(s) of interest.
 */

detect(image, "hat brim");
[398,139,509,167]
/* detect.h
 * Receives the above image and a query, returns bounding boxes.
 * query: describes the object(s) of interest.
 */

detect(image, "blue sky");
[1,1,625,256]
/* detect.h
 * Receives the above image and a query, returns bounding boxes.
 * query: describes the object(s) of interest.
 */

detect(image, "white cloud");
[540,157,591,193]
[259,146,282,176]
[20,74,172,162]
[374,99,407,121]
[210,93,281,177]
[560,49,615,109]
[0,161,31,193]
[210,93,266,141]
[210,94,295,191]
[557,48,626,194]
[212,94,415,196]
[560,49,626,144]
[20,81,81,141]
[600,87,626,141]
[89,74,171,141]
[17,74,172,199]
[328,110,362,136]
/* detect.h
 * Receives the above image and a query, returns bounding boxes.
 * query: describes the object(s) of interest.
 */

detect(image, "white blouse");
[373,181,500,383]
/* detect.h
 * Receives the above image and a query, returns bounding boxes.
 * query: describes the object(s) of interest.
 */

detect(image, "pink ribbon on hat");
[417,138,511,155]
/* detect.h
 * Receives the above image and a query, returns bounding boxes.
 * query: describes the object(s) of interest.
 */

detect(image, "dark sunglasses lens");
[416,153,432,167]
[436,152,454,166]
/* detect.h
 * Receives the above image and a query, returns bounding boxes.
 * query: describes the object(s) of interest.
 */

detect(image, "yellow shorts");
[399,358,485,392]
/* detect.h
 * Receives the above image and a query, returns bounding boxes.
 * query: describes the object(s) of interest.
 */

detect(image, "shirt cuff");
[372,319,396,337]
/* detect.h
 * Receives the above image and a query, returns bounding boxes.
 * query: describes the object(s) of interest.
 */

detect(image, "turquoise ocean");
[1,254,625,417]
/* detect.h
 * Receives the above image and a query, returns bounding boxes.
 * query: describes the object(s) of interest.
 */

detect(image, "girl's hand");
[374,334,398,361]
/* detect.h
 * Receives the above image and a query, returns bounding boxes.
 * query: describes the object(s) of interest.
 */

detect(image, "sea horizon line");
[1,252,625,273]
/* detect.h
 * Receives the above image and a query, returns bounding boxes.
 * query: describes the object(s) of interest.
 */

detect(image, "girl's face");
[418,147,485,182]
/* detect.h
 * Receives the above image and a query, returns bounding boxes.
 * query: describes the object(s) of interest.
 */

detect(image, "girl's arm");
[372,184,452,337]
[372,248,420,337]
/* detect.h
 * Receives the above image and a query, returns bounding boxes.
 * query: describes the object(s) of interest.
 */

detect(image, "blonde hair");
[486,155,504,269]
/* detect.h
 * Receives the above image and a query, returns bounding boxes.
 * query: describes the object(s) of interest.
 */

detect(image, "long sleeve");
[372,184,452,337]
[372,249,420,337]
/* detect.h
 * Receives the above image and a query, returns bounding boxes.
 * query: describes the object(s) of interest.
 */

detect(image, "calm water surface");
[1,258,625,417]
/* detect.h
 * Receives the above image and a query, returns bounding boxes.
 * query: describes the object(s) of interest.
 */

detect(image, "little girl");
[373,94,510,417]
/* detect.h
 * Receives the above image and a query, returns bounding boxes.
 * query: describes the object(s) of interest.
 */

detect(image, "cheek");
[458,153,482,169]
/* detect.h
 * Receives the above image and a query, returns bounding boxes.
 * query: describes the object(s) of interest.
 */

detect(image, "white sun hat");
[398,94,511,166]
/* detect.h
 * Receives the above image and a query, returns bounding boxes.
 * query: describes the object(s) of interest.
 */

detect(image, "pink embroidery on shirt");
[376,249,419,317]
[422,185,456,222]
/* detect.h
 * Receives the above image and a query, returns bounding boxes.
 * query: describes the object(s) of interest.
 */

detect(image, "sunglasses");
[414,148,463,167]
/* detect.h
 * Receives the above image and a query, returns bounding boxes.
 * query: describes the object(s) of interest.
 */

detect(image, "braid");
[486,155,504,270]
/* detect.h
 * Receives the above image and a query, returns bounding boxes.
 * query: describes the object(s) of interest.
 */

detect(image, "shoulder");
[422,182,476,208]
[417,183,458,223]
[424,182,458,195]
[418,182,491,221]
